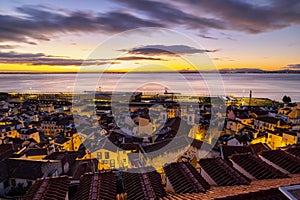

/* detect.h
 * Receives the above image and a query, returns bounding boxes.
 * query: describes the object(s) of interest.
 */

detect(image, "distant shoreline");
[1,70,300,74]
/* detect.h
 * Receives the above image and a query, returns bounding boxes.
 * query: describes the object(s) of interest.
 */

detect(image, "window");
[101,160,108,164]
[110,159,115,168]
[105,152,110,159]
[97,152,102,160]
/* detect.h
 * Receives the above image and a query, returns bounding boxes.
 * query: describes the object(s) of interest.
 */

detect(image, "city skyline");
[0,0,299,72]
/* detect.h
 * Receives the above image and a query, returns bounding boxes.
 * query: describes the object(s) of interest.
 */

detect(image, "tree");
[282,95,292,103]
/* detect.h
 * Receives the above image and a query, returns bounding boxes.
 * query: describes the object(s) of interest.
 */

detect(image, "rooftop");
[75,171,116,200]
[23,176,70,200]
[6,158,60,180]
[160,175,300,200]
[199,157,250,186]
[163,162,210,194]
[124,167,166,199]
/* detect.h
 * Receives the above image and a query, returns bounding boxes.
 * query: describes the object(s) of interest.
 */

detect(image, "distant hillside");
[219,68,265,73]
[217,68,300,73]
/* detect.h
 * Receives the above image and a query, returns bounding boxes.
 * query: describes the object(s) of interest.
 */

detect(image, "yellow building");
[41,120,65,137]
[225,120,245,134]
[19,128,40,143]
[83,142,133,170]
[0,129,19,139]
[282,103,300,114]
[167,106,180,119]
[252,132,282,150]
[266,132,282,150]
[254,117,290,132]
[188,125,206,141]
[251,135,268,145]
[281,131,300,147]
[251,130,300,150]
[59,133,83,152]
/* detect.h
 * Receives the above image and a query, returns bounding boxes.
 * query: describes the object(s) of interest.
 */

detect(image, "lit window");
[97,152,102,160]
[105,152,110,159]
[101,160,108,164]
[110,159,115,168]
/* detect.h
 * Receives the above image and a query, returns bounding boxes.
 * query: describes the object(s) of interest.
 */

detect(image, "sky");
[0,0,299,72]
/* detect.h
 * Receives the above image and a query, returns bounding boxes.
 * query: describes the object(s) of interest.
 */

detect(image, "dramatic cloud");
[1,1,299,44]
[0,51,45,58]
[122,45,218,56]
[114,0,300,34]
[0,51,119,66]
[116,56,163,61]
[0,51,165,66]
[113,0,225,31]
[284,64,300,70]
[0,5,162,43]
[174,0,300,33]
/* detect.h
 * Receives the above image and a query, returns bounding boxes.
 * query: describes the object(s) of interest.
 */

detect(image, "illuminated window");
[105,152,110,159]
[97,152,102,160]
[101,160,108,164]
[110,159,115,168]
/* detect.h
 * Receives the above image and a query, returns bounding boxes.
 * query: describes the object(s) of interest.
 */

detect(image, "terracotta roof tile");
[23,176,70,200]
[7,158,61,180]
[163,162,209,194]
[261,150,300,174]
[0,144,20,160]
[221,145,252,161]
[231,154,288,180]
[68,159,98,180]
[160,175,300,200]
[124,167,166,199]
[75,171,116,200]
[249,143,270,155]
[287,146,300,158]
[214,188,289,200]
[199,157,250,186]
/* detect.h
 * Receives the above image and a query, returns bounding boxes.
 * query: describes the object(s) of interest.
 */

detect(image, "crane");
[164,88,180,102]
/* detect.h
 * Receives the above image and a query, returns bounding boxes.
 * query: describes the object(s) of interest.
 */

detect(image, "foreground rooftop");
[161,174,300,200]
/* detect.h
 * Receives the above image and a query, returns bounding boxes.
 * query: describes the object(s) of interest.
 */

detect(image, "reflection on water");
[0,73,299,101]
